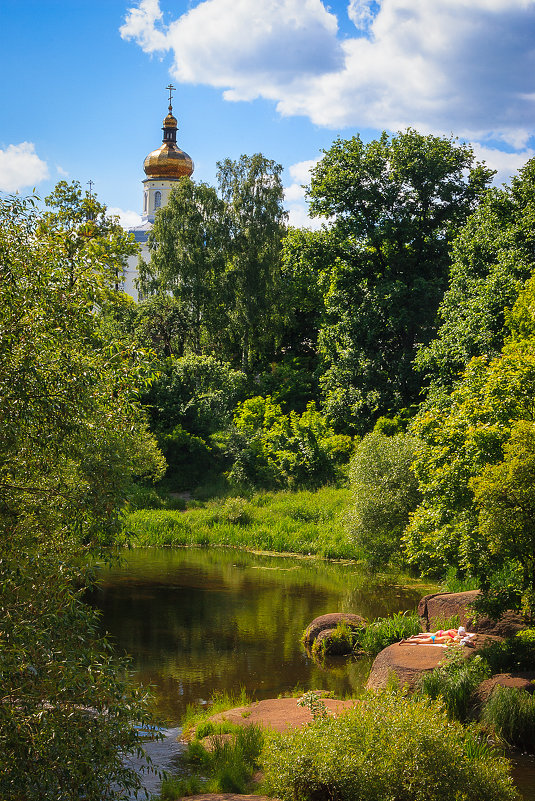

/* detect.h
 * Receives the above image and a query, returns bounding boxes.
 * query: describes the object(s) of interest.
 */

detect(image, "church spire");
[162,84,178,144]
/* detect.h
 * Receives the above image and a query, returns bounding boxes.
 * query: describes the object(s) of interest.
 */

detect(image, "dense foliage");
[307,129,493,432]
[263,692,518,801]
[0,191,164,799]
[405,271,535,612]
[346,431,421,567]
[416,160,535,389]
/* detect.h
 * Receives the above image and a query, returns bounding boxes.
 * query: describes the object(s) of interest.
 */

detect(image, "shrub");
[482,686,535,751]
[226,396,352,490]
[360,611,421,656]
[479,632,535,674]
[311,622,362,658]
[262,692,519,801]
[418,651,491,722]
[346,431,421,568]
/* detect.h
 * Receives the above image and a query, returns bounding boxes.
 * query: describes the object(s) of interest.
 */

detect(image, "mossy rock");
[303,613,366,647]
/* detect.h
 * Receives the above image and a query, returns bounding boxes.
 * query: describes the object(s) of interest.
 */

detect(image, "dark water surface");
[94,547,427,723]
[94,547,535,800]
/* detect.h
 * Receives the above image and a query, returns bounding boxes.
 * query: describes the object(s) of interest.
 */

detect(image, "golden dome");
[144,144,194,179]
[163,111,178,128]
[144,95,194,180]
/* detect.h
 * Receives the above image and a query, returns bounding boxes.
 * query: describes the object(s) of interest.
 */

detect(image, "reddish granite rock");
[366,634,503,692]
[366,642,448,691]
[203,696,357,735]
[418,591,525,637]
[418,590,480,630]
[303,613,366,646]
[476,673,535,706]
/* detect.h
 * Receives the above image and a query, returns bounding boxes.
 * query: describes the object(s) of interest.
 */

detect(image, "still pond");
[94,547,535,799]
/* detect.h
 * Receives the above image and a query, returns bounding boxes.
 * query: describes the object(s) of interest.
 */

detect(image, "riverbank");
[122,487,357,559]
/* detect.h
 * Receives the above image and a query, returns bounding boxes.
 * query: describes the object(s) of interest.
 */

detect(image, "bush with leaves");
[346,431,421,568]
[225,395,352,489]
[263,692,518,801]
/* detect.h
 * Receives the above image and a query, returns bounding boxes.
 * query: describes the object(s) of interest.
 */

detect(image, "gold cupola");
[143,95,194,180]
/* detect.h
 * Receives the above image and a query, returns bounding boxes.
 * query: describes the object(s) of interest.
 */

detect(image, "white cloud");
[0,142,49,193]
[107,207,143,229]
[348,0,377,32]
[119,0,167,52]
[286,202,322,229]
[471,143,535,186]
[284,158,322,228]
[56,164,69,178]
[122,0,535,149]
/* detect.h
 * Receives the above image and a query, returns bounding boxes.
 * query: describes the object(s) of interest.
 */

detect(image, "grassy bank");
[122,486,357,559]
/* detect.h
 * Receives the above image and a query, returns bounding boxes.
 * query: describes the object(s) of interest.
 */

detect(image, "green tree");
[471,420,535,616]
[134,294,186,358]
[279,226,331,358]
[0,193,164,799]
[416,159,535,388]
[144,354,248,487]
[140,178,229,353]
[347,431,421,568]
[42,179,138,290]
[217,153,288,369]
[404,339,535,577]
[404,255,535,586]
[306,129,493,432]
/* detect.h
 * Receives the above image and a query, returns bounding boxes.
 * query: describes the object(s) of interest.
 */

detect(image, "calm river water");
[94,547,535,800]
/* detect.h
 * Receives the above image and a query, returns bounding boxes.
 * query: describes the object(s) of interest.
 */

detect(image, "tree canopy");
[416,159,535,389]
[0,192,164,799]
[305,129,494,432]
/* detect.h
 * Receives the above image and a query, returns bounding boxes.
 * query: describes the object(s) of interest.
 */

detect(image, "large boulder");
[302,613,366,647]
[476,673,535,706]
[366,642,448,691]
[418,591,525,637]
[366,634,502,692]
[418,590,480,630]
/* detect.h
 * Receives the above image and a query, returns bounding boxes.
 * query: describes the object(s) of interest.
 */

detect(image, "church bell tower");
[124,86,194,299]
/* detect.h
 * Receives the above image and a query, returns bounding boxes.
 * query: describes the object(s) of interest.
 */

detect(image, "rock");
[418,591,525,637]
[366,642,448,691]
[204,696,357,734]
[302,613,366,646]
[314,627,354,656]
[418,590,480,630]
[476,673,535,706]
[366,634,503,692]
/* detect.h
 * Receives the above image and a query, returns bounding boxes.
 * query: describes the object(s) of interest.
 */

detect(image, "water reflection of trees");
[95,548,434,722]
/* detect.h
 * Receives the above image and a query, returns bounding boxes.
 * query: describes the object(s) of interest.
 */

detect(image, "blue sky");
[2,0,535,228]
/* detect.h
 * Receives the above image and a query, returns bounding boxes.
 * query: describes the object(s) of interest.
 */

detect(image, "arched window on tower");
[154,190,162,209]
[143,191,148,213]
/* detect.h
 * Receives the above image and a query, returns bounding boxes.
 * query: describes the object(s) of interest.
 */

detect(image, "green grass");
[181,688,252,740]
[418,651,491,722]
[160,725,265,799]
[121,486,357,559]
[360,611,421,656]
[482,686,535,751]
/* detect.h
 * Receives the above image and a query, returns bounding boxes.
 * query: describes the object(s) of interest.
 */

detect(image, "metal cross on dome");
[166,84,175,108]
